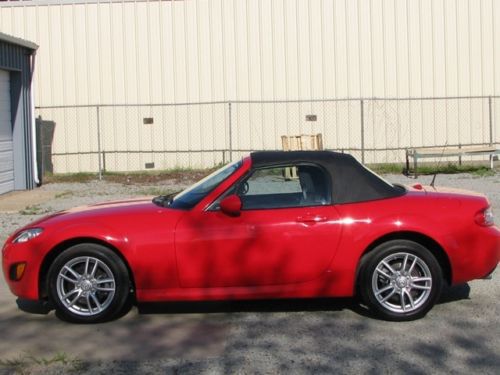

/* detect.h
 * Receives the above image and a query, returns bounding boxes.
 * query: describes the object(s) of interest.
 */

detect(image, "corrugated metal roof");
[0,32,38,51]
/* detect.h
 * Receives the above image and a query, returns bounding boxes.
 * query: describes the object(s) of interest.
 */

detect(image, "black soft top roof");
[250,151,402,204]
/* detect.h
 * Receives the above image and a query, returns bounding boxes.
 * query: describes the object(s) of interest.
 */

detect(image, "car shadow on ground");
[137,283,470,317]
[438,283,471,304]
[16,282,471,319]
[138,297,354,315]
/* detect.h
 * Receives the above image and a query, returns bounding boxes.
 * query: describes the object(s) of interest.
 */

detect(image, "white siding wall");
[2,0,500,104]
[1,0,499,171]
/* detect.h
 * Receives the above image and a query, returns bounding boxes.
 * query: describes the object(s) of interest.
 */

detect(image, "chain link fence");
[35,96,500,178]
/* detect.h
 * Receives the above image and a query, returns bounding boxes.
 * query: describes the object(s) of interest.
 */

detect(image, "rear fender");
[327,212,450,296]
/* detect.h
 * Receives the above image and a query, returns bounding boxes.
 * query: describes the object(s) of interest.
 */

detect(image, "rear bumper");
[448,225,500,285]
[481,265,497,279]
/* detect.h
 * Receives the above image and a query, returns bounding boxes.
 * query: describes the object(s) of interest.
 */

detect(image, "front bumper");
[16,298,52,314]
[2,239,44,301]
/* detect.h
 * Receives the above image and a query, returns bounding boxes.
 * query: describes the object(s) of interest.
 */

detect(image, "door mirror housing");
[220,194,242,216]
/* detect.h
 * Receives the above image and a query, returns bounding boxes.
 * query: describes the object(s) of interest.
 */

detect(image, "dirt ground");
[0,172,499,374]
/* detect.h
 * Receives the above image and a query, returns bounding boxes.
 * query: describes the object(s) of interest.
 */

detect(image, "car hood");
[25,197,167,228]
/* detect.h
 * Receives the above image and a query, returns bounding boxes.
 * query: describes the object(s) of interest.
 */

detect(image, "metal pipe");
[96,105,102,180]
[34,95,500,110]
[489,96,493,146]
[29,51,40,186]
[360,99,365,164]
[228,102,233,162]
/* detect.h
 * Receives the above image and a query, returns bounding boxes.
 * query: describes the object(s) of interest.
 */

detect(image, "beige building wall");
[1,0,499,171]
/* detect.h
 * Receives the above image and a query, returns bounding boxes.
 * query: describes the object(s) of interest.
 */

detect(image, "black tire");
[358,240,443,321]
[48,243,132,323]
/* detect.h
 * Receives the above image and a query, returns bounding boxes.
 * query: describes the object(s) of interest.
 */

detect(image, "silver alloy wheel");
[56,256,116,316]
[371,252,432,314]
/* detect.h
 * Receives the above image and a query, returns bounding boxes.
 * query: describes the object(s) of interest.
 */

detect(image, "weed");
[470,167,496,177]
[415,163,496,175]
[0,352,82,374]
[134,187,175,196]
[44,172,97,183]
[369,163,405,174]
[370,162,497,176]
[55,191,74,199]
[42,166,217,185]
[19,205,52,215]
[0,357,27,374]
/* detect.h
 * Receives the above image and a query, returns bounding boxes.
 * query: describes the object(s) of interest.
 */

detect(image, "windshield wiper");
[152,191,181,207]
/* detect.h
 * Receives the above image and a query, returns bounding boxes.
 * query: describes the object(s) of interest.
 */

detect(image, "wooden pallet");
[281,134,323,179]
[281,134,323,152]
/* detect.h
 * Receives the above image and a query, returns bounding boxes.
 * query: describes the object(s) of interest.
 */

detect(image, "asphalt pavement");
[0,173,498,374]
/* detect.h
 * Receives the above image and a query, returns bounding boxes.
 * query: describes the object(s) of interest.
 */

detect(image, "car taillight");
[475,207,494,227]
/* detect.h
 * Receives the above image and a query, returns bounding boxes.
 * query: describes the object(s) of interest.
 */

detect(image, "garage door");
[0,70,14,195]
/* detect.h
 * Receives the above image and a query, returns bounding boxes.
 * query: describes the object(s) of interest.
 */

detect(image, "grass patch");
[39,161,498,184]
[369,163,405,174]
[370,162,497,176]
[414,163,496,175]
[134,187,176,196]
[469,167,496,177]
[19,204,52,215]
[0,352,83,374]
[43,166,217,184]
[43,172,97,183]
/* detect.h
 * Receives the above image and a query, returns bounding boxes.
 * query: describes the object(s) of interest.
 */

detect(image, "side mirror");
[220,194,242,216]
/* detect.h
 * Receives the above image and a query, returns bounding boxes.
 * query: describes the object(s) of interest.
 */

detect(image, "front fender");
[44,221,132,255]
[35,221,135,299]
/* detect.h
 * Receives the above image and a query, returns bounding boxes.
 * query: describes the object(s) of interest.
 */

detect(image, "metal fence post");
[488,96,493,146]
[38,116,45,179]
[360,99,365,164]
[228,102,233,162]
[96,105,102,180]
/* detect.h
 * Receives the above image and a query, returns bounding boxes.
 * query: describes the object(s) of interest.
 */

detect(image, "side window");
[239,164,330,210]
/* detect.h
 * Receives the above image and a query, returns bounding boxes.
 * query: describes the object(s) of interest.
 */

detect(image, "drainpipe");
[29,51,40,186]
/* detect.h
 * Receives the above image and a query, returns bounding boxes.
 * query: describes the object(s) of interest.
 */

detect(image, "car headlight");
[12,228,43,243]
[475,207,494,227]
[484,207,495,226]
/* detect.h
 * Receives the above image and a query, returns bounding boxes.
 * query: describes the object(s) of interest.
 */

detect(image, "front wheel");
[48,243,132,323]
[359,240,443,321]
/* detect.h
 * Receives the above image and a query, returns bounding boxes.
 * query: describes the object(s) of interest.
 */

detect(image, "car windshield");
[156,160,243,210]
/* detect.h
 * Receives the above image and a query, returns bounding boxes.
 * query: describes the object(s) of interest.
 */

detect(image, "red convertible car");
[2,151,499,323]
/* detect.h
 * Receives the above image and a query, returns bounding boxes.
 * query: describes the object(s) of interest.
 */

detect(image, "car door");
[174,163,343,288]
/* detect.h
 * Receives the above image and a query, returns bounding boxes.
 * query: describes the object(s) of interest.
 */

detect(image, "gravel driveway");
[0,173,499,374]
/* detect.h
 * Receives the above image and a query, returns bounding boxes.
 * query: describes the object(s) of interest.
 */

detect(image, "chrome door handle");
[296,215,327,223]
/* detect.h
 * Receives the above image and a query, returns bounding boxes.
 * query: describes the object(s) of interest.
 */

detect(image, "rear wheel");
[359,240,443,321]
[48,243,131,323]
